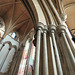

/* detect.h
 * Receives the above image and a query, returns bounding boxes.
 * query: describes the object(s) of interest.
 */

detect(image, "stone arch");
[22,0,47,25]
[21,28,35,45]
[22,0,38,25]
[27,29,35,39]
[11,45,17,51]
[64,2,75,9]
[3,41,12,48]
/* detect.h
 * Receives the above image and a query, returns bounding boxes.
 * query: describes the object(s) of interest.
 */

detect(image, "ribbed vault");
[0,0,75,40]
[0,0,34,41]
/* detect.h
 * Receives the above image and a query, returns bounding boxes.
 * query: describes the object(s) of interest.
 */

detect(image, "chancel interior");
[0,0,75,75]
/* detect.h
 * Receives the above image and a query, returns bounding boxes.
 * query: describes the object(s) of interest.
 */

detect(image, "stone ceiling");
[0,0,33,41]
[0,0,75,41]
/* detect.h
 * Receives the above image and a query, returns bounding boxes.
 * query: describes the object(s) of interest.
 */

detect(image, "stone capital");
[57,24,66,34]
[43,25,48,33]
[48,24,56,33]
[35,22,44,31]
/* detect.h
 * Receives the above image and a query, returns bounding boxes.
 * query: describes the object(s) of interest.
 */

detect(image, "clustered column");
[57,25,75,66]
[43,25,49,75]
[48,25,63,75]
[48,26,58,75]
[34,22,44,75]
[34,23,49,75]
[34,22,75,75]
[34,23,63,75]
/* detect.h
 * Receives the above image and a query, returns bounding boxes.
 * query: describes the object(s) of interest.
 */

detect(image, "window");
[9,32,18,40]
[11,32,17,38]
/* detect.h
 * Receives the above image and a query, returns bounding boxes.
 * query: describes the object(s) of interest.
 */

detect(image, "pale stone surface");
[43,25,49,75]
[1,48,15,73]
[0,44,9,70]
[32,0,47,25]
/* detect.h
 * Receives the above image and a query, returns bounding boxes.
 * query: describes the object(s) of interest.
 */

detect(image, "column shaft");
[51,31,63,75]
[34,29,41,75]
[43,31,49,75]
[62,31,75,65]
[49,36,57,75]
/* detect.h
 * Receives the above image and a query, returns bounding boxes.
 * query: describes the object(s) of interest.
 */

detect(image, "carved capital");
[35,22,44,31]
[48,24,56,33]
[43,25,48,33]
[57,25,66,35]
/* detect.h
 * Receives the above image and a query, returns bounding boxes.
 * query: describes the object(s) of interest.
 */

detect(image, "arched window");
[11,32,17,39]
[9,32,18,41]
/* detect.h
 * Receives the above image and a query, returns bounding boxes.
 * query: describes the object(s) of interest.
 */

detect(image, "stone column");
[57,25,75,66]
[49,34,57,75]
[34,22,44,75]
[48,25,63,75]
[0,44,10,70]
[1,47,15,73]
[43,25,49,75]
